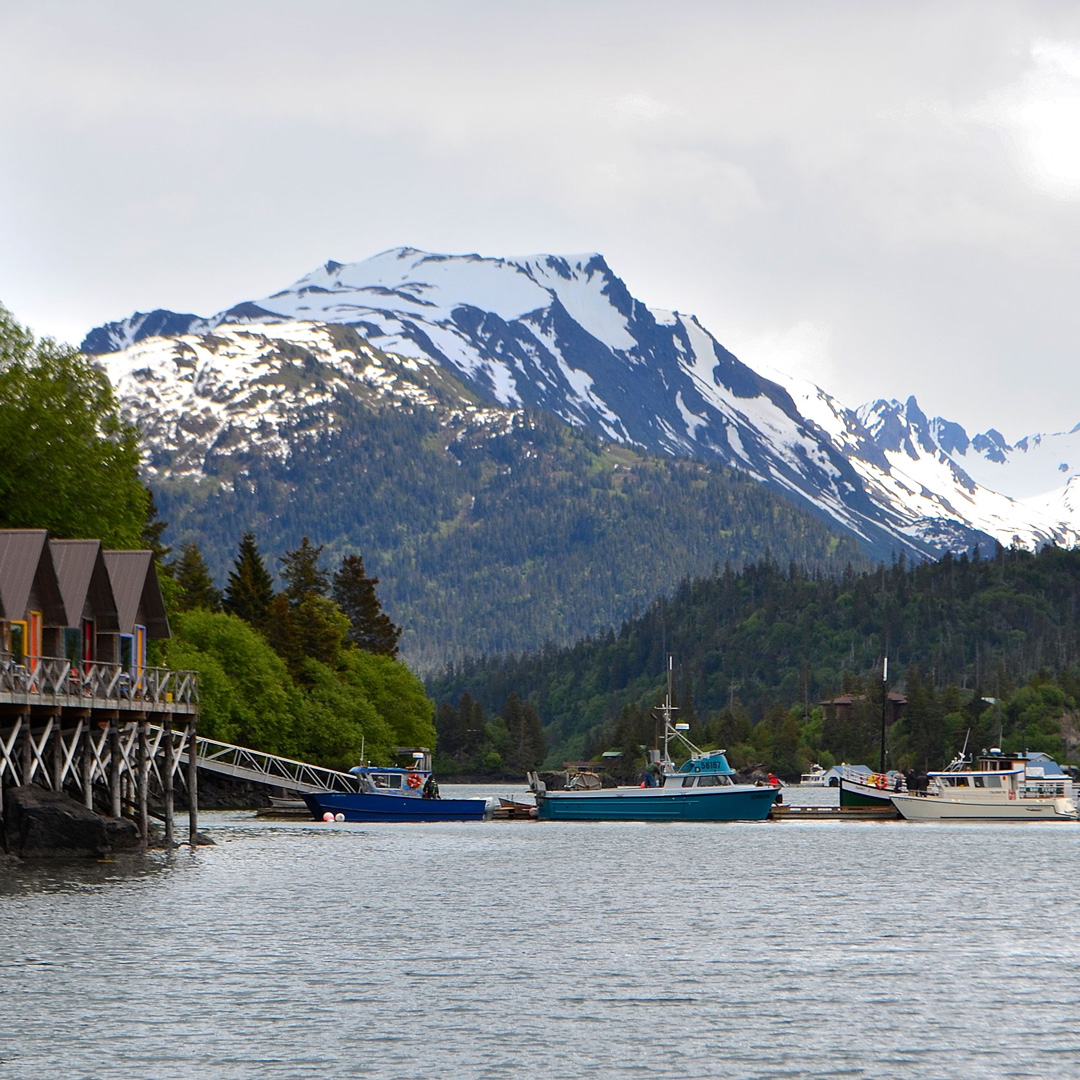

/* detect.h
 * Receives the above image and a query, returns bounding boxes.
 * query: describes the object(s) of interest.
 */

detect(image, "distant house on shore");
[819,692,907,724]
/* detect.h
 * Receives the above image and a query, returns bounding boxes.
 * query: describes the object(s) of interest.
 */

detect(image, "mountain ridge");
[84,246,1080,560]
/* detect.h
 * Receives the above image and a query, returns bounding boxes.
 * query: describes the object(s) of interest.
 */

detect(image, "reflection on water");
[1,794,1078,1080]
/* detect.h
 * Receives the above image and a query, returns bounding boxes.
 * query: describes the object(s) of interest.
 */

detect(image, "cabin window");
[985,775,1001,788]
[972,776,984,788]
[681,777,696,788]
[697,775,720,787]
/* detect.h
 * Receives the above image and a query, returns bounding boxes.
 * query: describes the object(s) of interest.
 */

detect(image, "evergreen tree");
[280,536,330,605]
[332,553,402,657]
[458,691,485,760]
[502,693,547,772]
[141,489,172,570]
[222,533,275,629]
[173,542,222,612]
[436,700,464,759]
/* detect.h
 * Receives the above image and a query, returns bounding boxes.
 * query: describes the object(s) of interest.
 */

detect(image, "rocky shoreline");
[2,786,140,860]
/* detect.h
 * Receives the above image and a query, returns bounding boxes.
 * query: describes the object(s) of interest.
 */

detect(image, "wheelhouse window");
[682,777,696,787]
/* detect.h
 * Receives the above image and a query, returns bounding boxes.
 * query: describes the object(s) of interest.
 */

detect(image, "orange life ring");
[407,772,423,790]
[875,775,887,789]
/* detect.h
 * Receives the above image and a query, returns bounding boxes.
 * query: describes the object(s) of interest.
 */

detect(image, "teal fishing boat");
[527,661,778,823]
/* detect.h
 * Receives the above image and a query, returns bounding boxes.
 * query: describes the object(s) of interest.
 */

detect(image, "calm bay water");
[2,785,1078,1079]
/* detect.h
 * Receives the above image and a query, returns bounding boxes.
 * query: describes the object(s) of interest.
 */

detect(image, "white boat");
[799,764,829,786]
[891,750,1079,822]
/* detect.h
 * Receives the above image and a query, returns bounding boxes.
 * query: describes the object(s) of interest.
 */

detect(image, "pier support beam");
[187,715,198,846]
[50,712,63,791]
[108,715,121,819]
[136,717,149,846]
[20,711,32,787]
[163,716,174,848]
[80,716,94,809]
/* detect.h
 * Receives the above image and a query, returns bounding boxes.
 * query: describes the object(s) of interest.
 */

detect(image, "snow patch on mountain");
[85,246,1080,560]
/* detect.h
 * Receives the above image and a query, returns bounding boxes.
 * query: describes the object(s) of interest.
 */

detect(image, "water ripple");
[2,810,1079,1078]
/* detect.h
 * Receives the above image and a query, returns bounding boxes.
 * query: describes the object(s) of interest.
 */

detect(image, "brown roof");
[103,550,171,638]
[0,529,66,624]
[50,539,120,631]
[819,692,908,706]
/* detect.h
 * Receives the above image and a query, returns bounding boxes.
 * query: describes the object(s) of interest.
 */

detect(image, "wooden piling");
[136,717,149,846]
[80,715,94,809]
[20,711,31,786]
[108,715,121,819]
[163,715,174,848]
[50,713,62,791]
[187,715,198,846]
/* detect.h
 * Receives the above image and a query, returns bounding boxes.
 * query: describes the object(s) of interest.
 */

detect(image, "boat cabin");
[929,749,1074,802]
[665,750,738,787]
[347,747,434,797]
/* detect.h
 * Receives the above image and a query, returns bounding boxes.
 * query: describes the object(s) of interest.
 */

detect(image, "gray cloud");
[2,0,1079,441]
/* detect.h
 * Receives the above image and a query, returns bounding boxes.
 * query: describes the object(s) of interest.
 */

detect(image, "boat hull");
[302,791,490,823]
[537,785,777,822]
[891,793,1079,822]
[839,777,899,808]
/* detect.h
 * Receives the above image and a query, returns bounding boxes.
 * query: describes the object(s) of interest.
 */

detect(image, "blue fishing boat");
[301,749,492,823]
[527,661,778,822]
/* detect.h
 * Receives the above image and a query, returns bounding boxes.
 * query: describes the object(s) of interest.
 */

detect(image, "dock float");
[770,804,900,821]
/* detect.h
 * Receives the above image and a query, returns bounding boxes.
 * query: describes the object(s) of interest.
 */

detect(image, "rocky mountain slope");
[101,319,866,669]
[86,248,1080,641]
[91,245,1057,560]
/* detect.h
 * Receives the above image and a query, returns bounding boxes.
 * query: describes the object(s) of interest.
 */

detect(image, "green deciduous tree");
[0,304,147,546]
[167,610,298,753]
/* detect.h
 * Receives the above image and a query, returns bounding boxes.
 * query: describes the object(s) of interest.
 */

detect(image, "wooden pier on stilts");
[1,657,201,847]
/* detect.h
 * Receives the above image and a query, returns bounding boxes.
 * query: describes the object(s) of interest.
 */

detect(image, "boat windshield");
[371,772,403,789]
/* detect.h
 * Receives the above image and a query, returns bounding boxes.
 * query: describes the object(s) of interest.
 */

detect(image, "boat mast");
[880,656,888,773]
[662,655,675,767]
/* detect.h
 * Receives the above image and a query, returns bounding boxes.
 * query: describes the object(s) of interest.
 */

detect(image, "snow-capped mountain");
[85,247,1079,559]
[770,379,1080,552]
[100,320,518,484]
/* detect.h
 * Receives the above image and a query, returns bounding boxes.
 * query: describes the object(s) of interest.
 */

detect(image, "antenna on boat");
[880,655,888,773]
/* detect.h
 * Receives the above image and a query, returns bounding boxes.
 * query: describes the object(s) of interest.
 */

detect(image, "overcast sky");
[3,0,1080,441]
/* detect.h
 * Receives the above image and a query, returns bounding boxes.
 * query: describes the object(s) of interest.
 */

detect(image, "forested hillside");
[152,383,869,672]
[430,544,1080,774]
[0,303,436,769]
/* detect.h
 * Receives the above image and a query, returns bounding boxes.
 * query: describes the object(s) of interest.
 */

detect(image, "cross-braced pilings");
[1,654,200,847]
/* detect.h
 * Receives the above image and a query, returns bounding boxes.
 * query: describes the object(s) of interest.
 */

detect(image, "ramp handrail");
[149,725,361,794]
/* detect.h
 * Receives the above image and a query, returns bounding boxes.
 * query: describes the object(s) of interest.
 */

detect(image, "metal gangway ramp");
[148,724,362,794]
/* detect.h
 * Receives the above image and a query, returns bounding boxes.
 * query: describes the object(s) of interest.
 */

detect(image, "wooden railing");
[0,654,197,706]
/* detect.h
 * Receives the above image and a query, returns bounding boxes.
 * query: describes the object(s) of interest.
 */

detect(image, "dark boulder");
[3,786,120,858]
[102,814,140,851]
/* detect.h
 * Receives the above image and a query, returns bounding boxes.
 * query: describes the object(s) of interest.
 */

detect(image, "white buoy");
[322,811,335,822]
[334,813,346,822]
